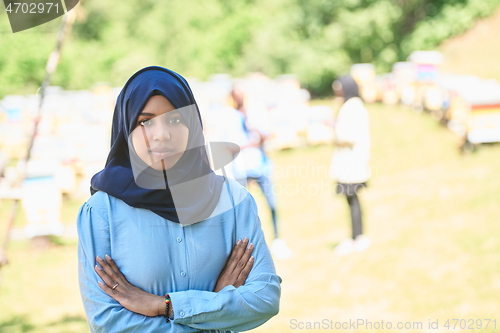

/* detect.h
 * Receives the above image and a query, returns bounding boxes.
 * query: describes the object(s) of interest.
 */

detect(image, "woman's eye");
[139,119,153,126]
[169,117,181,124]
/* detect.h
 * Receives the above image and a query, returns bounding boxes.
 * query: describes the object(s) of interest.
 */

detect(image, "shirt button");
[180,271,186,277]
[180,310,185,317]
[177,237,182,243]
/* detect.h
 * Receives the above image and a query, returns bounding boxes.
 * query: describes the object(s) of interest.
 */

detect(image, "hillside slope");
[440,7,500,81]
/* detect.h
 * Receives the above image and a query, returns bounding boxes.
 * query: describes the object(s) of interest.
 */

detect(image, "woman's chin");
[149,158,178,171]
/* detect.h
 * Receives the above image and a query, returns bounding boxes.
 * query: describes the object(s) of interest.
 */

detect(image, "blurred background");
[1,0,500,332]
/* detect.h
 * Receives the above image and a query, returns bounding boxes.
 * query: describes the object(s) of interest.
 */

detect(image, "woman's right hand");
[214,237,254,292]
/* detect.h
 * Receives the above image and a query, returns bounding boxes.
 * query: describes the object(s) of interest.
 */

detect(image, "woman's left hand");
[95,255,165,317]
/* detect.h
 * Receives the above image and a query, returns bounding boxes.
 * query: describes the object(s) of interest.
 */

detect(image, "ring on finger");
[112,283,119,290]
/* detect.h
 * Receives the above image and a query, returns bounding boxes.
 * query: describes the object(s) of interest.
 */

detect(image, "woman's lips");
[150,148,175,160]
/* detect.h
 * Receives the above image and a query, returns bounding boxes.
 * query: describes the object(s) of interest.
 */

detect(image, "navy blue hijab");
[91,66,224,224]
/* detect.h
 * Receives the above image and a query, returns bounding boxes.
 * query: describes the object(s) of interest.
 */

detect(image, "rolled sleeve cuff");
[169,288,228,325]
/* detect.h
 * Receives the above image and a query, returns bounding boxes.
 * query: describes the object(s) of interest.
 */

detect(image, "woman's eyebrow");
[138,112,156,117]
[138,110,180,117]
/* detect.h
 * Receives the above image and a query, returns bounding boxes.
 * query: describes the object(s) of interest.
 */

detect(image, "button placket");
[177,226,189,286]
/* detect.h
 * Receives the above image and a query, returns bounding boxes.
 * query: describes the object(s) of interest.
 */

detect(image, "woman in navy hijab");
[77,66,281,332]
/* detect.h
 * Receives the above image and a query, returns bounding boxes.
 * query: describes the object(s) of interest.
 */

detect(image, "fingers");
[103,254,127,281]
[94,255,123,292]
[231,238,247,262]
[97,279,120,298]
[234,242,253,279]
[234,243,255,287]
[214,238,256,292]
[236,243,254,271]
[237,256,254,284]
[95,262,118,295]
[227,238,249,273]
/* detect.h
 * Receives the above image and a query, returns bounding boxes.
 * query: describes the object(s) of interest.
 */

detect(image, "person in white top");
[329,76,371,255]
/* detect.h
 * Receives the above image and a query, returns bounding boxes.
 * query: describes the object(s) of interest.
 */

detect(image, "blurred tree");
[0,0,499,97]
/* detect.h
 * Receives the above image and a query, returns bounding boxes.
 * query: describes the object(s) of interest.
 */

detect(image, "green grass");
[0,240,88,333]
[1,103,499,332]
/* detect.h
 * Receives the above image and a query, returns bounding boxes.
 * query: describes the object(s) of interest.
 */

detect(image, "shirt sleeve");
[77,201,197,333]
[168,194,282,332]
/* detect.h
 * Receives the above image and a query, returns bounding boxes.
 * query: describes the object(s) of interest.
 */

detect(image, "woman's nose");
[152,122,171,141]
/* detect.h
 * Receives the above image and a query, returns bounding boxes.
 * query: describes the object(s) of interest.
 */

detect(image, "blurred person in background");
[77,66,281,332]
[330,76,371,255]
[231,86,292,260]
[0,150,8,179]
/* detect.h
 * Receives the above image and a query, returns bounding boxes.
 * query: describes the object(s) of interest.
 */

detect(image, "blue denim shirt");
[77,178,281,332]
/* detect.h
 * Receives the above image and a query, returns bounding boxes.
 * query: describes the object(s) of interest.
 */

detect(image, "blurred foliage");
[0,0,499,97]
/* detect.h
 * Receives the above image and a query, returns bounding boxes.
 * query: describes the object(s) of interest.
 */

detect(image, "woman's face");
[131,95,189,170]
